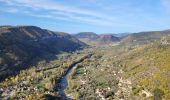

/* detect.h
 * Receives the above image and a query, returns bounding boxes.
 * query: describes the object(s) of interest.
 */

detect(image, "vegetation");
[1,28,170,100]
[0,50,88,99]
[0,26,86,81]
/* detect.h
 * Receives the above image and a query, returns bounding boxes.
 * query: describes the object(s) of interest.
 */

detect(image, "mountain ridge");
[74,32,120,46]
[0,25,87,81]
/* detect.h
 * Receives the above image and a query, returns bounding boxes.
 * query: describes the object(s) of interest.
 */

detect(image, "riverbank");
[0,50,90,99]
[57,52,94,99]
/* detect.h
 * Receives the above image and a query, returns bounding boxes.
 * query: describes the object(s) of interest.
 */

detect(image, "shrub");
[104,91,115,98]
[142,93,146,97]
[132,85,143,95]
[153,88,164,100]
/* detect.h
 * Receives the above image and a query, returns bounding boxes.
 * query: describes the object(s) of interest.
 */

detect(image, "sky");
[0,0,170,34]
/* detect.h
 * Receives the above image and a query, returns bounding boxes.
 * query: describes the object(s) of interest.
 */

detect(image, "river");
[57,53,94,100]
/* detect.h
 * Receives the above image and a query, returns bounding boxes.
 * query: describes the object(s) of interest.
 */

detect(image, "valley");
[0,26,170,100]
[1,0,170,99]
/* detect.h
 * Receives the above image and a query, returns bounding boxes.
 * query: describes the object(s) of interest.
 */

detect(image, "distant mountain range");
[74,30,170,45]
[74,32,120,46]
[112,32,130,37]
[121,30,170,44]
[74,32,100,40]
[0,26,86,80]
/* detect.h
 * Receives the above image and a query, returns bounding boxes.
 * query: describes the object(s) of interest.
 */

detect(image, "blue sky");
[0,0,170,34]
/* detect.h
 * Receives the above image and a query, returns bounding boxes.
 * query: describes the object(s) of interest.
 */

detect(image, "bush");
[132,85,143,95]
[142,93,146,97]
[153,88,164,100]
[104,91,115,98]
[148,96,154,100]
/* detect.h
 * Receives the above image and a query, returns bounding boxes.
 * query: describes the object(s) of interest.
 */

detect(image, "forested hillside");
[0,26,86,81]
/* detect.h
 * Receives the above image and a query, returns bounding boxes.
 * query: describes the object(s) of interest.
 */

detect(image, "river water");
[57,53,93,100]
[58,53,94,100]
[58,67,73,99]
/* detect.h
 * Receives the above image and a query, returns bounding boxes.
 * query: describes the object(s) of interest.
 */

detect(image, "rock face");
[0,26,87,80]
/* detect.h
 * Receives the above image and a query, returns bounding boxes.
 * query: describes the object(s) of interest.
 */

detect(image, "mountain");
[74,32,100,40]
[113,32,130,37]
[74,32,120,46]
[0,26,87,80]
[121,30,170,44]
[74,30,170,46]
[99,34,120,42]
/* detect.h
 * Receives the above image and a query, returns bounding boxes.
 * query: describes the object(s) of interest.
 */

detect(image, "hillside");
[62,37,170,100]
[74,32,100,40]
[99,34,120,43]
[121,30,170,44]
[0,26,86,81]
[74,32,120,46]
[113,33,130,37]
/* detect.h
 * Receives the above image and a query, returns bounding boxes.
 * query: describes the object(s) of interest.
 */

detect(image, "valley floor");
[1,41,170,100]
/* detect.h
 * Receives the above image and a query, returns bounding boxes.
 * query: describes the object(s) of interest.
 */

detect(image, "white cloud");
[0,0,120,26]
[23,10,113,27]
[6,8,18,13]
[0,0,149,29]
